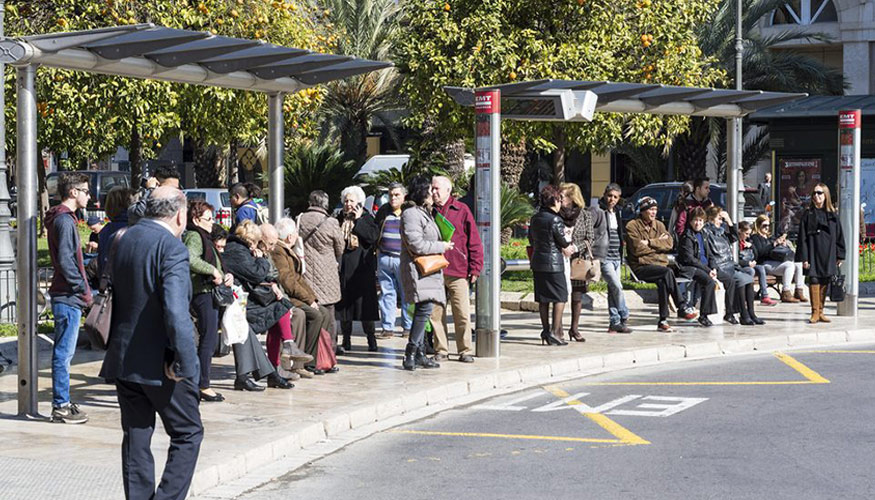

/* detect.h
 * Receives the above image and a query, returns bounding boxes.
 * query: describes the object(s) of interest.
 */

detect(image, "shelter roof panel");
[248,54,352,79]
[295,60,393,85]
[84,27,209,60]
[750,95,875,121]
[145,36,261,67]
[198,45,309,74]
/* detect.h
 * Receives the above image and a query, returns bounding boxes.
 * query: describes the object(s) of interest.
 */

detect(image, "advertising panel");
[778,158,821,235]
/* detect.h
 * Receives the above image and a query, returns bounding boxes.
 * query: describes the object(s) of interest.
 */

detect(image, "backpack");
[243,200,269,225]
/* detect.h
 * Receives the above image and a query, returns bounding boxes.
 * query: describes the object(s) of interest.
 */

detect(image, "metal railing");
[0,267,53,324]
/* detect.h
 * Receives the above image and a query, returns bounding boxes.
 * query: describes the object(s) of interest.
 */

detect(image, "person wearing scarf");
[183,200,234,402]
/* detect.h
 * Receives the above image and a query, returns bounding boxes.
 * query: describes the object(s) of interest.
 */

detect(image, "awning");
[0,24,392,94]
[749,95,875,122]
[445,79,807,118]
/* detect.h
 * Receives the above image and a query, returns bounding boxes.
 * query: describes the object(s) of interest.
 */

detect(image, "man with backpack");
[229,182,268,230]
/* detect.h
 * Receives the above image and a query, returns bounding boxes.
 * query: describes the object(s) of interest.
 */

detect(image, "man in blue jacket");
[100,186,203,500]
[45,172,94,424]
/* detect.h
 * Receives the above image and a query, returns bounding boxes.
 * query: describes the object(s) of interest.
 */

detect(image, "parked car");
[183,188,233,228]
[46,170,131,214]
[620,181,762,229]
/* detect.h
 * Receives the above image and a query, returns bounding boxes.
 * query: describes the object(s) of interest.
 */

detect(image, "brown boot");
[818,285,831,323]
[781,289,800,303]
[794,287,808,303]
[808,284,820,324]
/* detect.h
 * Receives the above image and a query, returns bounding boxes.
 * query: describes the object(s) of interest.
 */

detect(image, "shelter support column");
[16,64,38,416]
[267,93,285,224]
[726,117,740,223]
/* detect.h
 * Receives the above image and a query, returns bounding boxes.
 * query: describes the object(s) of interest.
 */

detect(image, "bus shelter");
[444,80,809,358]
[0,24,391,416]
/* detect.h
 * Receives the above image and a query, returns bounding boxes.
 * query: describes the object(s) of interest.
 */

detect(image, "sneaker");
[52,403,88,424]
[657,320,673,332]
[760,296,777,306]
[433,353,449,362]
[678,307,698,320]
[608,323,632,334]
[377,329,394,340]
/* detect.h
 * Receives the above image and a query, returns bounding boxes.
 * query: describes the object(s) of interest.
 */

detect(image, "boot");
[808,284,820,324]
[818,285,831,323]
[402,344,416,371]
[745,285,764,325]
[342,332,351,351]
[794,287,808,303]
[781,289,800,303]
[415,347,440,369]
[739,287,755,326]
[364,322,378,352]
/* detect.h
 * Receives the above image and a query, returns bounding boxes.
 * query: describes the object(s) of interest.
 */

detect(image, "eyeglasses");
[200,216,214,222]
[813,191,825,196]
[76,187,91,196]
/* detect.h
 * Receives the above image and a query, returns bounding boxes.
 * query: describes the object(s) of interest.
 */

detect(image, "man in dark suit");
[100,186,203,500]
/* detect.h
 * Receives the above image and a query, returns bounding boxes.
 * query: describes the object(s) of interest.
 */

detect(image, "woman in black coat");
[796,182,845,323]
[336,186,381,352]
[529,185,575,346]
[675,207,719,327]
[222,220,295,390]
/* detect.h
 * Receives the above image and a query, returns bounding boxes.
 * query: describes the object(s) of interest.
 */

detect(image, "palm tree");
[320,0,403,168]
[281,142,359,215]
[674,0,846,180]
[500,185,535,243]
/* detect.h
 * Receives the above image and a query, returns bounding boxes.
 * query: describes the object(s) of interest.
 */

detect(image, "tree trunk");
[441,138,466,179]
[551,126,566,185]
[129,121,143,188]
[192,137,222,188]
[228,138,239,185]
[500,138,526,188]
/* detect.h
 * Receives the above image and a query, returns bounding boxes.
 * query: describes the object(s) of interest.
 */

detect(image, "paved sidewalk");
[1,297,873,498]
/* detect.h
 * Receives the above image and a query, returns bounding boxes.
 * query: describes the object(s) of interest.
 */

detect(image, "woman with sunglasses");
[752,214,807,304]
[796,183,845,323]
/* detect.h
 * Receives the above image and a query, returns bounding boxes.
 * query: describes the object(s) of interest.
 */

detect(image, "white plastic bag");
[221,285,249,345]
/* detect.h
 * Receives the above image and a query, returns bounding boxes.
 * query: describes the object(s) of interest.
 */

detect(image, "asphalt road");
[238,345,875,500]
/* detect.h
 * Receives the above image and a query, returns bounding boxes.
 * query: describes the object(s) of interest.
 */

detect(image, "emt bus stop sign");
[838,109,861,317]
[475,90,501,358]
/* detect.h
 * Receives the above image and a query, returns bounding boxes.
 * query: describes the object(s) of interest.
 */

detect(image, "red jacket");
[434,196,484,279]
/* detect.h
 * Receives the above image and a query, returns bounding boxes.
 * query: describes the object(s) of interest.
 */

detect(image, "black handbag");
[247,284,277,307]
[769,245,794,262]
[828,274,846,302]
[211,284,234,307]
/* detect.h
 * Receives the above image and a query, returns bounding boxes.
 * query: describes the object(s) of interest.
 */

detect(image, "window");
[771,0,838,25]
[100,174,127,191]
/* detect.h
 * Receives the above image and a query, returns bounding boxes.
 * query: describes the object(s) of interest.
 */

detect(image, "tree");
[281,142,358,215]
[319,0,403,168]
[394,0,725,184]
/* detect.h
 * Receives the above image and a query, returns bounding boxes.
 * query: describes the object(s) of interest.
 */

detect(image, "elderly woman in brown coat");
[271,217,335,376]
[298,190,345,350]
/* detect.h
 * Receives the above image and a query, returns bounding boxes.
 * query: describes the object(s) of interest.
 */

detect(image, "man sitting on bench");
[626,196,698,332]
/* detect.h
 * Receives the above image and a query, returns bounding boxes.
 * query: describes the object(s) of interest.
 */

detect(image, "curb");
[189,326,875,496]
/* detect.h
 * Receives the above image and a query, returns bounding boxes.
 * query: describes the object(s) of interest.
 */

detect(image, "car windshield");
[220,193,230,208]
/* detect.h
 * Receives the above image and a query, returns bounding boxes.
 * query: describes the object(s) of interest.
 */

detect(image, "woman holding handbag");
[796,183,845,323]
[752,214,807,304]
[184,200,234,402]
[400,176,453,371]
[559,182,593,342]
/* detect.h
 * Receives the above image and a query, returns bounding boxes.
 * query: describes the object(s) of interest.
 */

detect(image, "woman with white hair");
[336,185,381,352]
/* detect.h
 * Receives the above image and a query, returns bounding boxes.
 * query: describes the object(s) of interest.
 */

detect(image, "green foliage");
[394,0,725,155]
[282,142,358,215]
[358,158,447,195]
[500,185,534,231]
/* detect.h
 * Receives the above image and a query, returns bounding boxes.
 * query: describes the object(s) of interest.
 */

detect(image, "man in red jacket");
[430,176,484,363]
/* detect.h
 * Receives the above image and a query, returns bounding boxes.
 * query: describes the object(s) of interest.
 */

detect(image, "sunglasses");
[761,224,770,228]
[813,191,825,195]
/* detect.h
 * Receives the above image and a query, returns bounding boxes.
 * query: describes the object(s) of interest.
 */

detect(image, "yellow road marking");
[543,385,650,445]
[797,350,875,354]
[389,430,619,444]
[574,352,830,386]
[774,352,830,383]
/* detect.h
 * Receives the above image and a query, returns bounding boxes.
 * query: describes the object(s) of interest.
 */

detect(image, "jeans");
[407,301,436,351]
[377,253,412,331]
[742,265,769,299]
[51,301,82,408]
[764,260,804,291]
[600,259,629,326]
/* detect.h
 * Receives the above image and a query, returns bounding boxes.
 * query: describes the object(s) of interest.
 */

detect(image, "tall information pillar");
[474,90,501,358]
[837,109,861,317]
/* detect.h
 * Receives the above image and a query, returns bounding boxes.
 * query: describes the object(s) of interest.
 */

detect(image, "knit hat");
[637,196,658,213]
[86,215,102,226]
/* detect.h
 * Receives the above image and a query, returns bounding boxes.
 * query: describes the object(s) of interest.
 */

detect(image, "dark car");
[46,170,131,213]
[620,182,764,230]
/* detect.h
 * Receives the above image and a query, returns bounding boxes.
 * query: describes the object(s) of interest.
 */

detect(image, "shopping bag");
[316,328,338,371]
[221,285,249,345]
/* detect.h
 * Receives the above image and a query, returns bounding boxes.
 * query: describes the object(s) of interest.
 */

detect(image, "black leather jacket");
[528,207,570,273]
[703,223,738,273]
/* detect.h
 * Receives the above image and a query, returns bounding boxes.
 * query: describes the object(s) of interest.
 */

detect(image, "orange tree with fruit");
[394,0,725,183]
[4,0,331,187]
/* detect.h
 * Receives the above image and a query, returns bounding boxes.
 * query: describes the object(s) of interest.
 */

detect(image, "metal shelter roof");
[444,79,807,118]
[0,24,392,93]
[749,95,875,122]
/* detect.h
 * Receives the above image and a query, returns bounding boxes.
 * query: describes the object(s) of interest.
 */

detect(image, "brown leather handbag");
[570,240,601,282]
[84,228,127,350]
[414,254,450,277]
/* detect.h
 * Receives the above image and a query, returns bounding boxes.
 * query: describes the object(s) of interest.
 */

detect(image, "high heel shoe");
[540,330,566,346]
[568,329,586,342]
